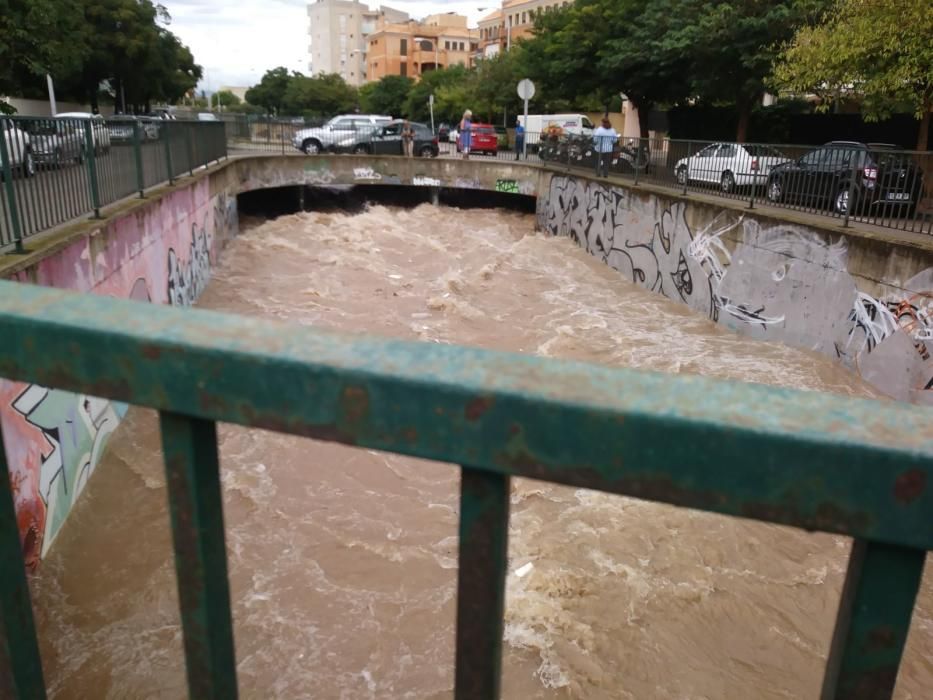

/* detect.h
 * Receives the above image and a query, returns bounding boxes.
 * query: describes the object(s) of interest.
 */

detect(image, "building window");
[521,12,526,23]
[400,62,407,76]
[445,40,450,49]
[508,15,512,26]
[459,41,464,51]
[400,38,407,55]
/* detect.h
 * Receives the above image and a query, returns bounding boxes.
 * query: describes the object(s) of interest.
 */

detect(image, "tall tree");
[0,0,88,105]
[776,0,933,149]
[245,67,292,114]
[668,0,830,142]
[358,75,413,117]
[404,65,470,123]
[282,73,357,116]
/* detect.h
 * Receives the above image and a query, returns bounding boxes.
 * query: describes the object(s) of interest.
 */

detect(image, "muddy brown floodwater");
[29,203,931,699]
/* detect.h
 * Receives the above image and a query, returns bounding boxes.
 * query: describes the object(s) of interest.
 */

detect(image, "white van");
[519,114,595,147]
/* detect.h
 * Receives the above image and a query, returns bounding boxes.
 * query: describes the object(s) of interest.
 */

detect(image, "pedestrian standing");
[593,117,618,177]
[514,117,525,161]
[401,120,414,157]
[459,110,472,160]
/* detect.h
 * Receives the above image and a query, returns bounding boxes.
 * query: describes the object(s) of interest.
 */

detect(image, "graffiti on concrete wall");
[495,179,519,193]
[542,174,933,404]
[168,221,213,307]
[2,179,239,566]
[413,176,441,187]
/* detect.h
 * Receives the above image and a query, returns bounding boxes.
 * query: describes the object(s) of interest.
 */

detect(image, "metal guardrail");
[0,280,930,699]
[226,115,932,235]
[0,116,228,252]
[538,135,933,235]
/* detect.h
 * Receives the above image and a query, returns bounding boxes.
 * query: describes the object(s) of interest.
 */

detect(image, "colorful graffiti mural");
[2,176,238,565]
[542,175,933,404]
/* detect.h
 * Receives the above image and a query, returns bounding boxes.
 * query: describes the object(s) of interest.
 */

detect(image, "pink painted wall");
[1,176,237,569]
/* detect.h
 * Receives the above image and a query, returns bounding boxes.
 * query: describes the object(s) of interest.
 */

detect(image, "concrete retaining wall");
[1,172,238,569]
[536,171,933,406]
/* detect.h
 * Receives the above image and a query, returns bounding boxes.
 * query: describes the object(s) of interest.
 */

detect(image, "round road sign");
[517,79,535,100]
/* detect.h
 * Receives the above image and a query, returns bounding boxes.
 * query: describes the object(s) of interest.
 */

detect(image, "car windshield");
[475,127,495,135]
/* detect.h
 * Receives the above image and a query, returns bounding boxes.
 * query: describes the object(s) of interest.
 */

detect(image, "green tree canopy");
[404,65,470,124]
[245,67,292,114]
[776,0,933,149]
[282,73,358,117]
[358,75,413,117]
[521,0,829,140]
[213,90,241,108]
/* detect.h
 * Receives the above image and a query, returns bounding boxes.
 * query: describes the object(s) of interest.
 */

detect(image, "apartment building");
[306,0,409,86]
[478,0,572,55]
[366,12,479,81]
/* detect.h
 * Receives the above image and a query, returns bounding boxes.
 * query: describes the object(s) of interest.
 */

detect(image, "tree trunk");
[917,106,930,151]
[629,95,651,138]
[735,102,752,143]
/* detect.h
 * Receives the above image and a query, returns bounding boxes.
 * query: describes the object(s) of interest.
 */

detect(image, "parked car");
[293,114,393,155]
[197,112,219,122]
[107,116,160,143]
[56,112,111,154]
[331,120,439,157]
[457,123,498,155]
[27,118,85,168]
[766,141,925,216]
[675,143,790,193]
[1,120,33,177]
[437,122,451,141]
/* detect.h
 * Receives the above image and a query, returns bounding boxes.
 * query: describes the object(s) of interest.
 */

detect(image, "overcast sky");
[162,0,491,91]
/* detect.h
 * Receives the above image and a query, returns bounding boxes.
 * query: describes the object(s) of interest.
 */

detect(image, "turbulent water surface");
[31,203,932,699]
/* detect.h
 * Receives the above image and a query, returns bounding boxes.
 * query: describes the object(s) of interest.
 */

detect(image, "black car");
[330,120,438,157]
[766,141,924,216]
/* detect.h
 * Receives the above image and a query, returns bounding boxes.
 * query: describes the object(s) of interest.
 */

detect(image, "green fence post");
[185,125,194,177]
[164,122,175,186]
[83,121,101,218]
[0,421,47,699]
[0,120,25,253]
[133,122,145,198]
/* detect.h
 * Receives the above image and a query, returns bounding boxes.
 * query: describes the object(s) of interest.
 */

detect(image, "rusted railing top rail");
[0,279,930,700]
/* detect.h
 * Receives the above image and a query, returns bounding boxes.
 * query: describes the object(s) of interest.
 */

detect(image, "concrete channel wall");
[0,168,239,568]
[3,153,932,568]
[536,170,933,407]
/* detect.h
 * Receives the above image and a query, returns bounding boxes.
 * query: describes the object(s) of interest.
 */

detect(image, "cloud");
[162,0,488,89]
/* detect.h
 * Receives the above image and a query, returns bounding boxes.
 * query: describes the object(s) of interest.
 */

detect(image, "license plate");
[887,192,910,201]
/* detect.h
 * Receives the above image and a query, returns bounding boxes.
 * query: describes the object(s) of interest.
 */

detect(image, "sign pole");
[516,79,535,160]
[429,93,435,135]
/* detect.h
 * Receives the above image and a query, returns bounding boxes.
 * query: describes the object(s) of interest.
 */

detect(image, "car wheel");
[352,144,369,155]
[834,185,857,215]
[676,165,688,185]
[302,139,321,155]
[419,145,434,158]
[767,178,783,203]
[720,171,735,193]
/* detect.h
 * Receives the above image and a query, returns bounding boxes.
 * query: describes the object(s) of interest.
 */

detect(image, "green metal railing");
[0,280,930,699]
[0,116,227,252]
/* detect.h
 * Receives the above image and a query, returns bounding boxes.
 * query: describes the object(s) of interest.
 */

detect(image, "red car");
[458,123,498,155]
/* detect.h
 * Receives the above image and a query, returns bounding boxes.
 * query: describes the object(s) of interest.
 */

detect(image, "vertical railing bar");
[0,119,26,253]
[820,539,926,700]
[0,421,47,699]
[158,412,238,700]
[454,466,510,700]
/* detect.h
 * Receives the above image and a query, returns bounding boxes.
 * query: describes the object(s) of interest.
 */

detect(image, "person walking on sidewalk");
[459,110,472,159]
[514,117,525,160]
[401,120,414,157]
[593,117,618,177]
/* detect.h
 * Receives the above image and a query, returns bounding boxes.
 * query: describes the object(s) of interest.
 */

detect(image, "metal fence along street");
[0,116,227,252]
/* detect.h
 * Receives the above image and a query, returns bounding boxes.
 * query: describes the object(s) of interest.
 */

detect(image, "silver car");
[28,118,85,168]
[293,114,392,154]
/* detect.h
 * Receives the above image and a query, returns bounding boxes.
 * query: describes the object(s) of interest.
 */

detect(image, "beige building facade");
[478,0,572,56]
[366,13,479,82]
[306,0,409,86]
